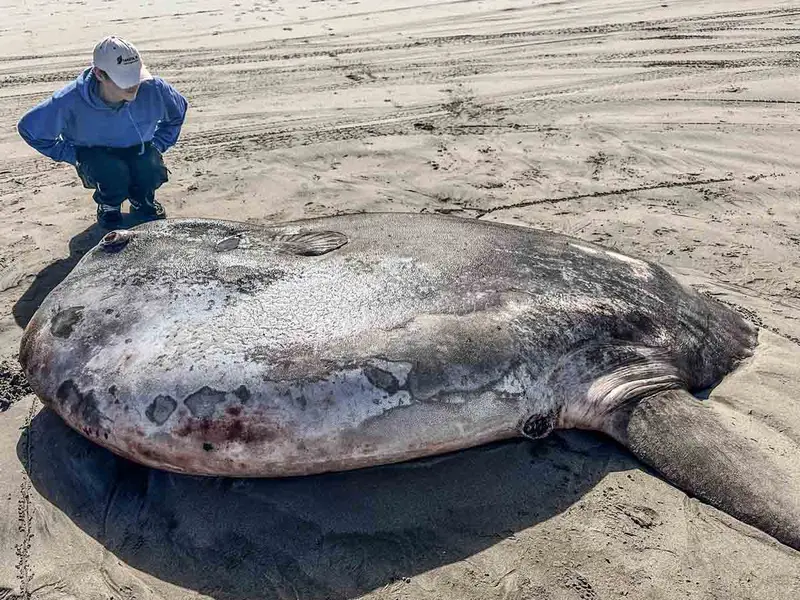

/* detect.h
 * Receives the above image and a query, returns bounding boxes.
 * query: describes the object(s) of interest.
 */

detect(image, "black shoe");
[96,203,122,226]
[130,198,166,219]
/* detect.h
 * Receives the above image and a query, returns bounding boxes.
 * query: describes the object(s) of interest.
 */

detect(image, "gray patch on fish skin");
[363,365,401,395]
[216,265,286,294]
[233,385,251,403]
[184,386,228,418]
[55,380,105,430]
[146,395,178,425]
[50,307,84,338]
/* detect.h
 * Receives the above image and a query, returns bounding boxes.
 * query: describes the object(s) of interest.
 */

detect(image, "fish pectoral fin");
[612,388,800,551]
[520,410,558,440]
[273,231,348,256]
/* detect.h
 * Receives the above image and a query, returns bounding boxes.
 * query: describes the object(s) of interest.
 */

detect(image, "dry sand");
[1,0,800,598]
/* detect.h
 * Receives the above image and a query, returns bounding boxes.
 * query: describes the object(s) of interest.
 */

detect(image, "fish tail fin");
[609,389,800,550]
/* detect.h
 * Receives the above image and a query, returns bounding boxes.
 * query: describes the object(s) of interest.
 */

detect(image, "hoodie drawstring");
[126,105,145,155]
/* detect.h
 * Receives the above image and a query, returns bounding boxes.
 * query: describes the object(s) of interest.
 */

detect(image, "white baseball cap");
[92,35,152,89]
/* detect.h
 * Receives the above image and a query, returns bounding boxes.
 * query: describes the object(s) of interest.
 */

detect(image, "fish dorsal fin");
[214,236,241,252]
[273,231,348,256]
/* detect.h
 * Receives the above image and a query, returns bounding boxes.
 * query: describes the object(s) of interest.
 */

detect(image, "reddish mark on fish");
[174,415,280,444]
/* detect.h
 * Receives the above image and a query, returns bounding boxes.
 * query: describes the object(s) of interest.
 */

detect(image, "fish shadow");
[20,408,631,600]
[12,213,158,329]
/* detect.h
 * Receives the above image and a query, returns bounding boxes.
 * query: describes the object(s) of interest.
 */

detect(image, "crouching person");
[17,35,188,226]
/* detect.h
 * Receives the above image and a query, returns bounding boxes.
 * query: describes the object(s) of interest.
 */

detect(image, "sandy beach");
[1,1,799,598]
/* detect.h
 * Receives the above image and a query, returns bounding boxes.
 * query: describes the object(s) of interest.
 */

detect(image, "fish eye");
[100,230,135,252]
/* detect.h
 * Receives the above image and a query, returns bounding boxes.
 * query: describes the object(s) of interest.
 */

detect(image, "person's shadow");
[19,408,630,600]
[12,214,155,329]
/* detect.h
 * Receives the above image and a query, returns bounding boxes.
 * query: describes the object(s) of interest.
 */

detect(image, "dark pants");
[75,142,169,207]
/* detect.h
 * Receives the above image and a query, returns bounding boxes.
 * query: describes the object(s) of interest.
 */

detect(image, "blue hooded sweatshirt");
[17,67,188,166]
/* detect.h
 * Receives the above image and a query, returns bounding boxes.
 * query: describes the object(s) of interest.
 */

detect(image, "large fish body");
[23,213,800,550]
[20,213,753,477]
